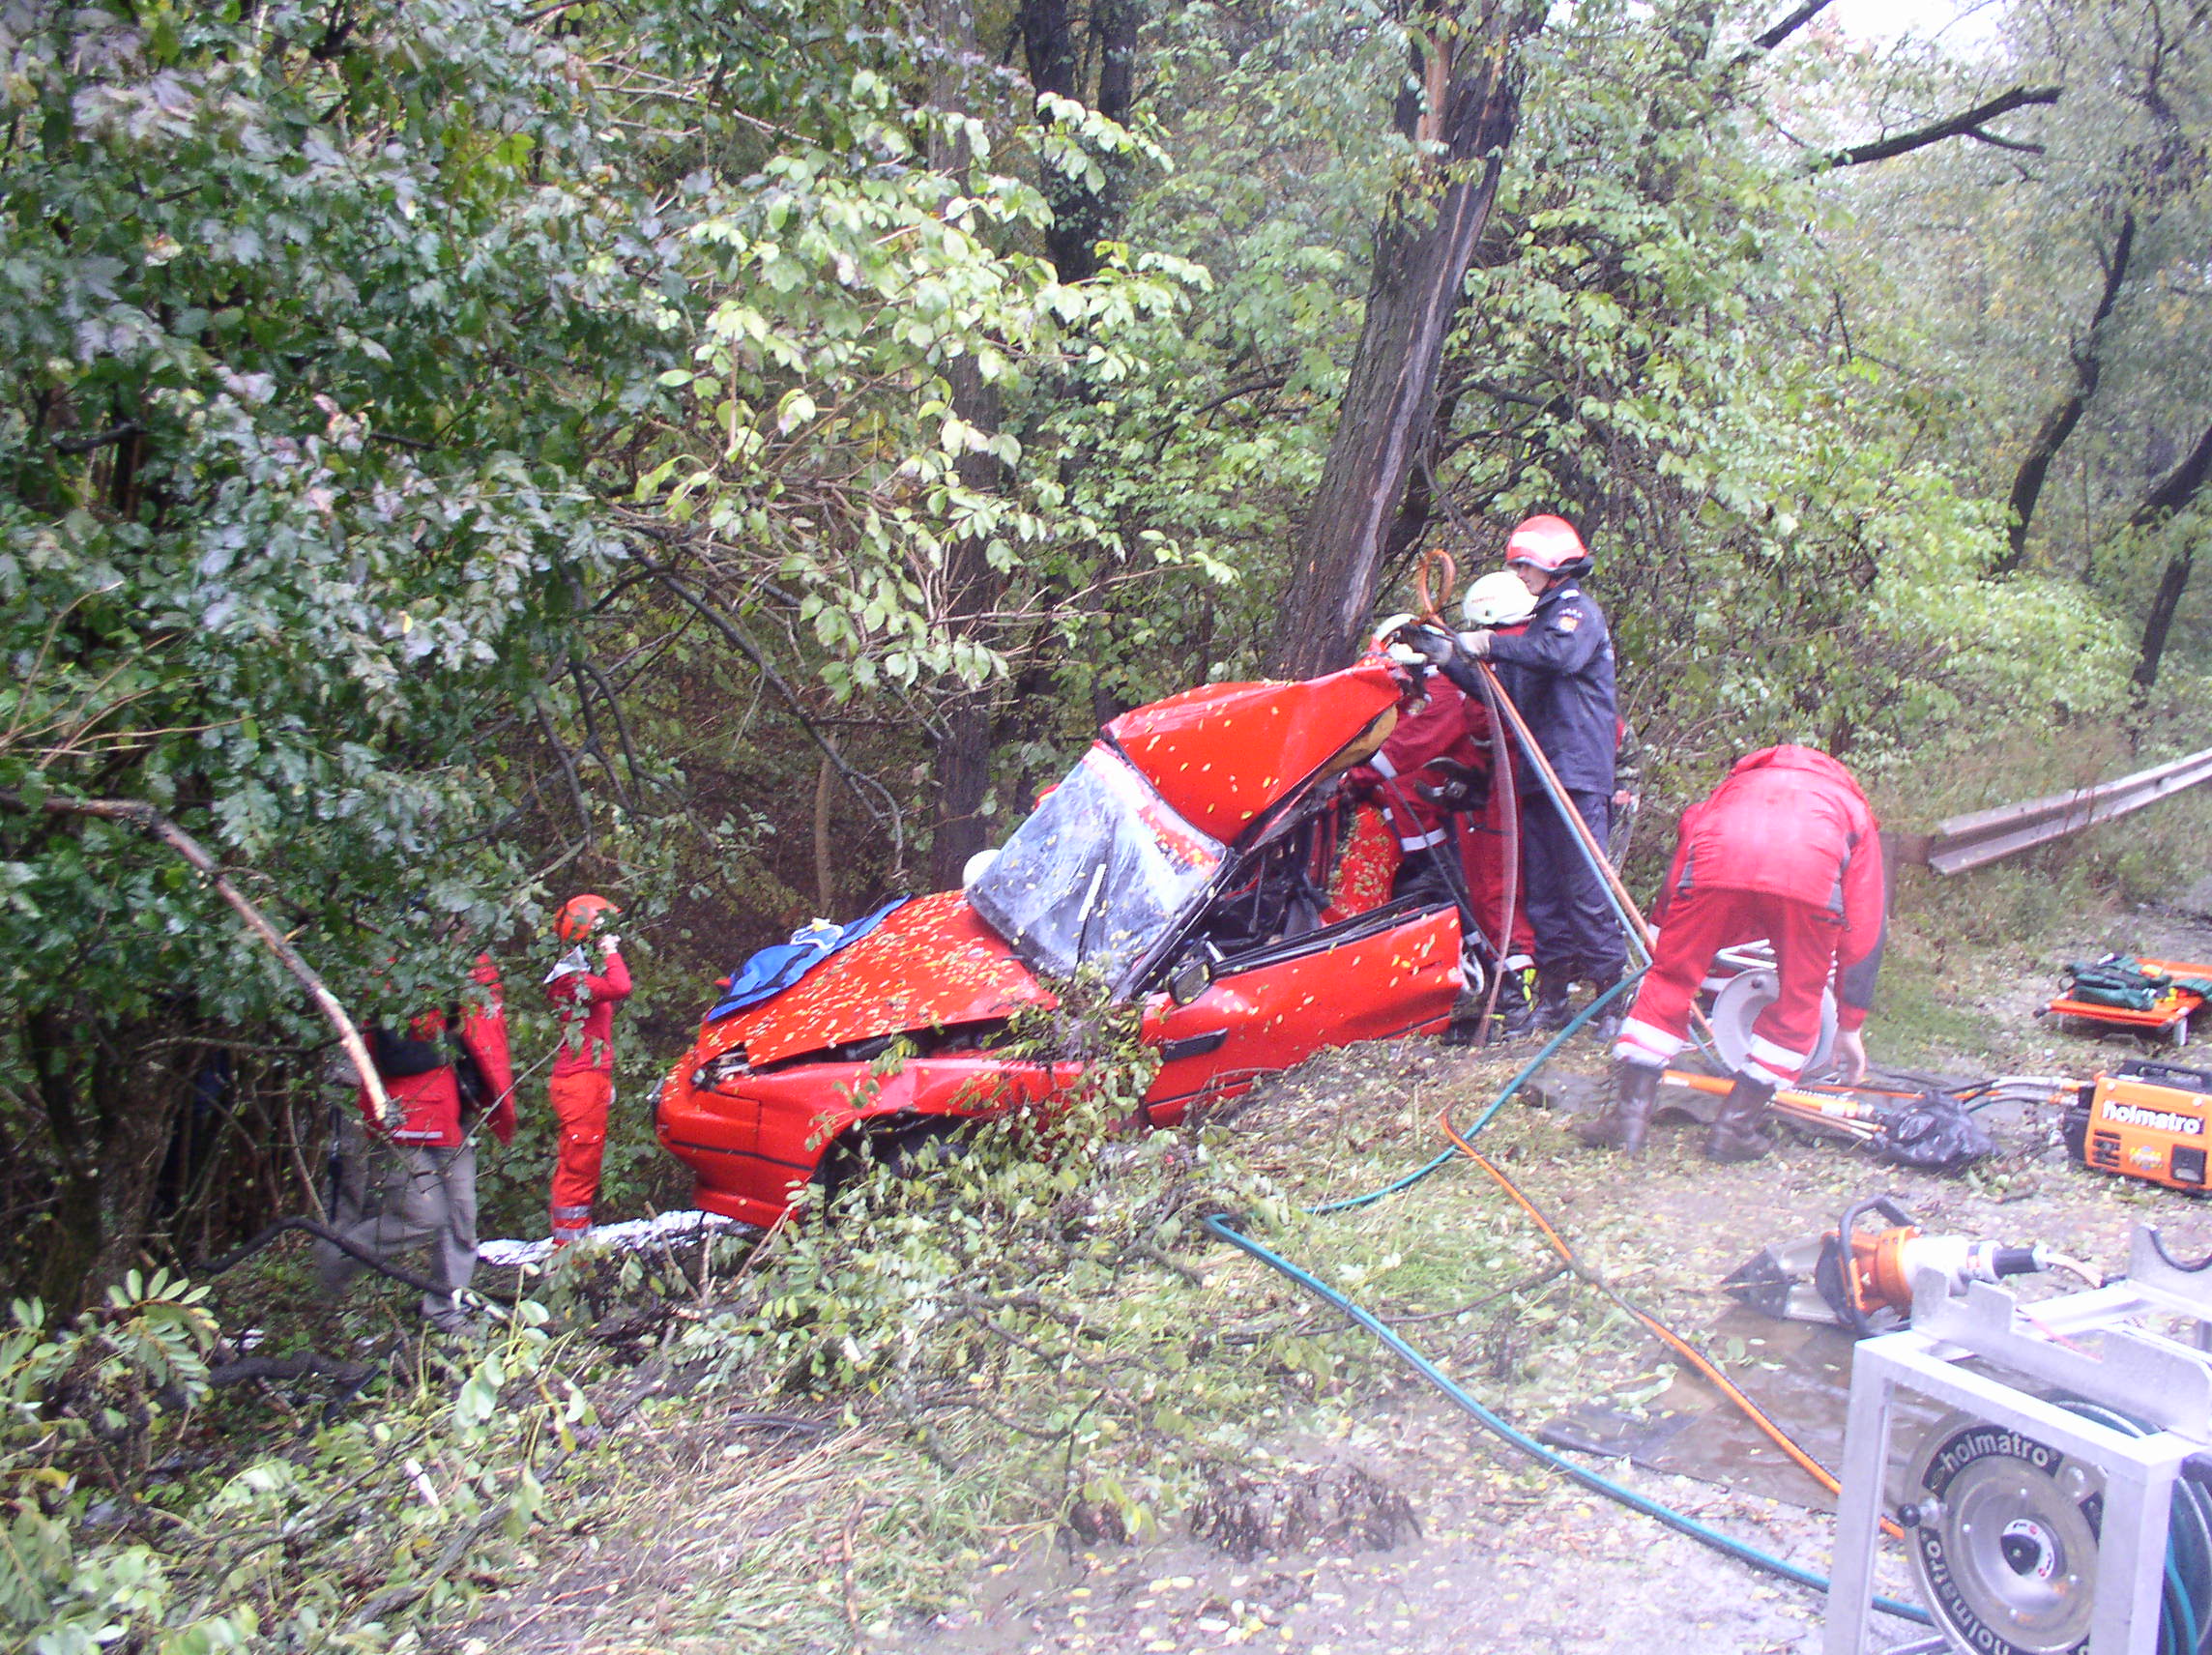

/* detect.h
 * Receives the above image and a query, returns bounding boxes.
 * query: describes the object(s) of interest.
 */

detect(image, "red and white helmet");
[554,892,621,943]
[1503,514,1591,576]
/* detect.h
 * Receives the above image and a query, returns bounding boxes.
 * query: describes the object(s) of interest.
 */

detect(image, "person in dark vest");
[1409,516,1626,1034]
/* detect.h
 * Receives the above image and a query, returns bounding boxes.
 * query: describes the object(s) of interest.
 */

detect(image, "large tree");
[1269,0,1543,679]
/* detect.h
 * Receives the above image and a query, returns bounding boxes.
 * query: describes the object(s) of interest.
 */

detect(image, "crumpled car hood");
[716,890,1055,1066]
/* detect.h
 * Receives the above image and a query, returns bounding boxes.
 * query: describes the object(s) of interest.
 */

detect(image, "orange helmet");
[1503,514,1591,576]
[554,893,621,943]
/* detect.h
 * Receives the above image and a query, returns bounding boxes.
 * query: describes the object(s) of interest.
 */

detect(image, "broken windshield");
[968,744,1226,992]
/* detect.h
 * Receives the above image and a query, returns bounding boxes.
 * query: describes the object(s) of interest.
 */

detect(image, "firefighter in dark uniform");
[1410,515,1625,1033]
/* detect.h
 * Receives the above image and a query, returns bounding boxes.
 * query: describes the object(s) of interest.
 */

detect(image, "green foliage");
[675,977,1313,1546]
[0,1268,593,1653]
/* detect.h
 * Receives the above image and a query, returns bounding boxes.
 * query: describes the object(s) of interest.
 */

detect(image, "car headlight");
[691,1048,751,1091]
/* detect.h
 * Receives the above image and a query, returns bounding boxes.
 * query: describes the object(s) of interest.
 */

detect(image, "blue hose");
[1203,1211,1936,1627]
[1206,971,1937,1623]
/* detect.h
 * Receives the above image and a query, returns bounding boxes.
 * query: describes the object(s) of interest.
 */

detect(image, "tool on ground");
[2064,1058,2212,1192]
[1662,1067,1883,1139]
[1825,1225,2212,1655]
[2044,953,2212,1048]
[1723,1195,2074,1337]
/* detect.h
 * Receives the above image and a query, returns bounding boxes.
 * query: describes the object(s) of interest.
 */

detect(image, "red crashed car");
[656,660,1469,1226]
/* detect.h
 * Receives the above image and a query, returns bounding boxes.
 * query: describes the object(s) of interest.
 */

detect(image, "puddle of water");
[1540,1306,1949,1512]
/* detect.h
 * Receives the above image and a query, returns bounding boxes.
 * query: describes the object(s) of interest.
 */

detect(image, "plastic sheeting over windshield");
[968,745,1226,992]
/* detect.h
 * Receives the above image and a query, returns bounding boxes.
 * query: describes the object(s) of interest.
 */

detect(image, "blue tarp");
[704,897,911,1024]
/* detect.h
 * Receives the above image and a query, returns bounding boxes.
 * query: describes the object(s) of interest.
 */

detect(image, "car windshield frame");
[967,744,1226,994]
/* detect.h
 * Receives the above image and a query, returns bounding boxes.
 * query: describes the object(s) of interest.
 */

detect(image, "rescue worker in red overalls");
[320,952,515,1331]
[1585,746,1886,1161]
[544,894,632,1244]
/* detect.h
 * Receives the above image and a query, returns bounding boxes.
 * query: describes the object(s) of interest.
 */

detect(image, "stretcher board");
[2045,956,2212,1046]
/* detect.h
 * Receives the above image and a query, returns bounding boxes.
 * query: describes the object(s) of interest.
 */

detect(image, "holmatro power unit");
[2062,1060,2212,1192]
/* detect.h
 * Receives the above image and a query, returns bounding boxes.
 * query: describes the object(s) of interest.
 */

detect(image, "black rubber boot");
[1529,973,1575,1033]
[1586,973,1624,1043]
[1704,1073,1778,1163]
[1578,1060,1662,1155]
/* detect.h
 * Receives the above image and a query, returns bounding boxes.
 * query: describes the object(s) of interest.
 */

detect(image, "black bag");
[1873,1092,1994,1171]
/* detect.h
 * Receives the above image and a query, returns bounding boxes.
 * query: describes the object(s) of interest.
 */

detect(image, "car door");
[1138,902,1462,1125]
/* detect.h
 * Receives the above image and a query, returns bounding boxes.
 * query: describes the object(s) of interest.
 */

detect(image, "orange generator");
[2062,1058,2212,1191]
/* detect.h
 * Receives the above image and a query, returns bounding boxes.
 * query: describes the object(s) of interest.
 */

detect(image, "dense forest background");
[3,0,2209,1305]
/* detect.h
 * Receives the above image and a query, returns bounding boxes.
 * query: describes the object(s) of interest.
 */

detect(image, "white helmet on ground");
[1461,570,1539,628]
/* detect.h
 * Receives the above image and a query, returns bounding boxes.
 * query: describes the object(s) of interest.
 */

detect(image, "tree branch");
[1753,0,1832,51]
[645,566,908,872]
[0,794,390,1123]
[1965,125,2045,155]
[2129,422,2212,692]
[50,421,144,455]
[1828,85,2060,168]
[2132,421,2212,531]
[1994,212,2135,573]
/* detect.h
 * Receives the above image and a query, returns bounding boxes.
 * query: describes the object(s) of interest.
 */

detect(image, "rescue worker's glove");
[1396,624,1458,668]
[1420,757,1489,813]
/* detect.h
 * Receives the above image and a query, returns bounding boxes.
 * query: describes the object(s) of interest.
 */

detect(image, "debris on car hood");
[713,890,1054,1065]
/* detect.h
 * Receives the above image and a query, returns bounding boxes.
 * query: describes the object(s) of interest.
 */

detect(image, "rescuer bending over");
[1405,515,1626,1035]
[1586,745,1886,1161]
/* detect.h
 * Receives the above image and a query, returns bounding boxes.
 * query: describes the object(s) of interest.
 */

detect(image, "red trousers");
[548,1068,612,1240]
[1614,888,1841,1086]
[1461,788,1535,961]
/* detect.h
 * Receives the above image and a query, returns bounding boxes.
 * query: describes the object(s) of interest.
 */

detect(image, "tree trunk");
[813,754,837,913]
[1269,0,1542,679]
[2131,421,2212,691]
[925,0,1007,891]
[23,1009,105,1308]
[1018,0,1140,282]
[1994,212,2135,575]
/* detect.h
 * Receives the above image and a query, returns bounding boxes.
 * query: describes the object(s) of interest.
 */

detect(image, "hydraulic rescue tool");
[1825,1225,2212,1655]
[1725,1196,2070,1336]
[2064,1059,2212,1193]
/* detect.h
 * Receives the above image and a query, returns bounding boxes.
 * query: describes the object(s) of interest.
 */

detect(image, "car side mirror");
[1168,953,1213,1006]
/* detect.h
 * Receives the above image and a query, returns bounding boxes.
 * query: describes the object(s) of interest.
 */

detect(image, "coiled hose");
[2055,1402,2212,1655]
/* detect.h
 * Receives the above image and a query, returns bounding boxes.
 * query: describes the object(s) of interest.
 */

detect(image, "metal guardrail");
[1897,745,2212,875]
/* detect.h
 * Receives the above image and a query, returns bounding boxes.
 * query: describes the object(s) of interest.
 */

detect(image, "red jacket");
[1655,745,1886,1019]
[1348,680,1493,850]
[360,955,516,1148]
[546,948,631,1077]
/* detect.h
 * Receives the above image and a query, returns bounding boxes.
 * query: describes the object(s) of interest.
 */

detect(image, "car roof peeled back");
[1104,663,1404,846]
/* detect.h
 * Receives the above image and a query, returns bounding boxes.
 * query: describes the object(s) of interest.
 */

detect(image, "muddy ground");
[451,899,2212,1655]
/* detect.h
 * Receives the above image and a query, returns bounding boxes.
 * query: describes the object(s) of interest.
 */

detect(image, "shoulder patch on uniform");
[1556,611,1582,632]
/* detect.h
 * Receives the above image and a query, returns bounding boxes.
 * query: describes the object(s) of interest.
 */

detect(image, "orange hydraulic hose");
[1660,1068,1883,1136]
[1435,1098,1903,1538]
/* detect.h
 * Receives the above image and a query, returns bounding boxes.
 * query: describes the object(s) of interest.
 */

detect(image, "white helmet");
[1461,570,1538,628]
